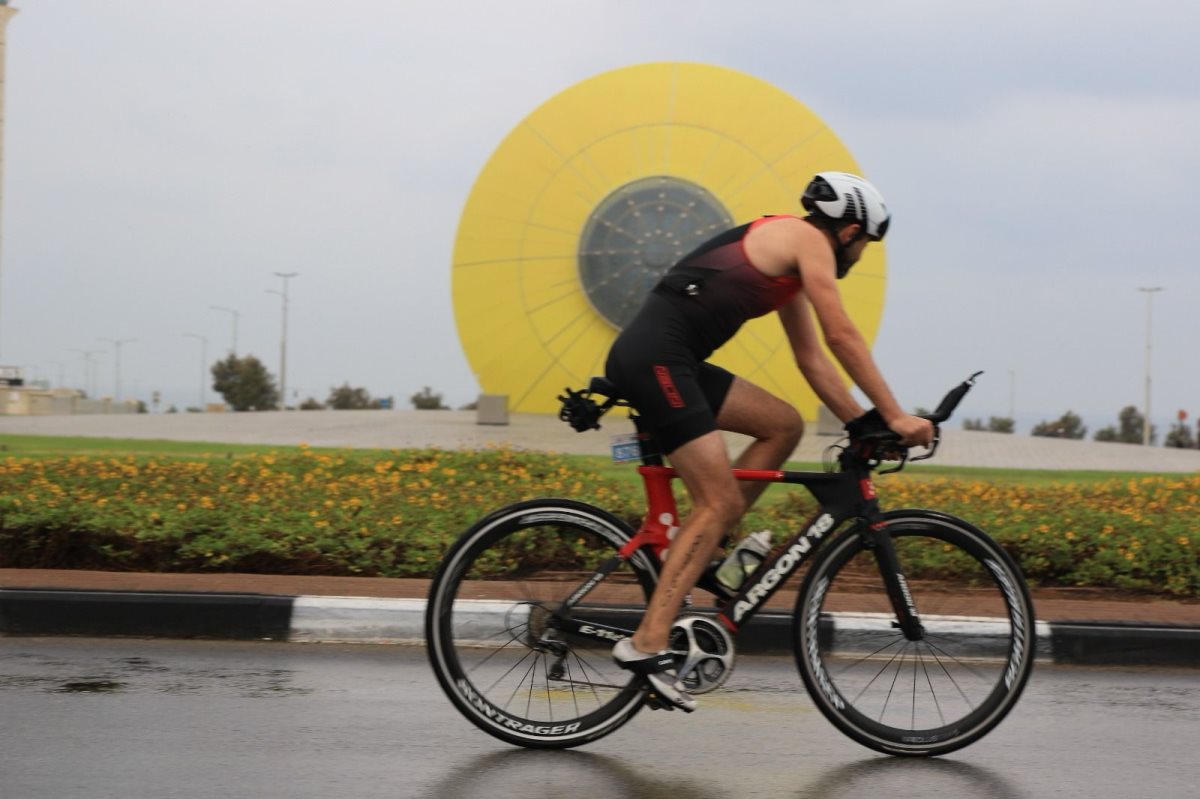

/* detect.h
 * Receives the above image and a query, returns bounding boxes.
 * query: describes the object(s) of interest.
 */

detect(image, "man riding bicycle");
[605,172,934,711]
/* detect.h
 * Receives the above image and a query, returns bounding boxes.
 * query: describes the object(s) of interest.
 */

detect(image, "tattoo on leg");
[660,535,708,606]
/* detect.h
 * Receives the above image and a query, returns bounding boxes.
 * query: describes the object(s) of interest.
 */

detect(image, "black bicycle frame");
[551,435,926,647]
[715,463,924,642]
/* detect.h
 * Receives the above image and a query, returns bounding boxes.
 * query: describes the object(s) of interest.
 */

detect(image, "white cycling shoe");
[612,638,697,712]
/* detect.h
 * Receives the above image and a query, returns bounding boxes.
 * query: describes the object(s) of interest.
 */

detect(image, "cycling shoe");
[612,638,697,712]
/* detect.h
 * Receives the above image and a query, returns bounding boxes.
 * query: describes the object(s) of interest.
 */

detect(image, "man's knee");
[764,405,804,448]
[706,490,746,529]
[686,480,745,528]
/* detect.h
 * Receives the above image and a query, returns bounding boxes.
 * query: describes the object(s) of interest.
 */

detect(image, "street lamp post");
[46,359,65,386]
[70,348,102,398]
[98,337,136,404]
[1137,287,1163,446]
[209,305,240,356]
[183,333,208,409]
[268,272,298,411]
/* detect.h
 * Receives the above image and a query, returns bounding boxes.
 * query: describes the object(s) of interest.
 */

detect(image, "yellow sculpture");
[452,62,886,416]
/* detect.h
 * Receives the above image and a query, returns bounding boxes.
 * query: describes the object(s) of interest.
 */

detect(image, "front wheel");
[425,499,658,749]
[794,509,1035,756]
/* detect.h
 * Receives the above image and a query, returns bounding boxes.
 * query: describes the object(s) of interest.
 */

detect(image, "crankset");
[668,614,736,694]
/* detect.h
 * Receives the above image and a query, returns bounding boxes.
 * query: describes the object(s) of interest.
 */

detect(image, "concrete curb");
[2,588,1198,666]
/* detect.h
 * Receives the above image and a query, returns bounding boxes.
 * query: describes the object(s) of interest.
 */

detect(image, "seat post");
[630,412,664,467]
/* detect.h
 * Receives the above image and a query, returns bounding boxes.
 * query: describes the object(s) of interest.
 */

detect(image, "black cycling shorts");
[604,293,735,454]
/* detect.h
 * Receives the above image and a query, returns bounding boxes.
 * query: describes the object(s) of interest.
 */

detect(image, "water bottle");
[715,530,772,591]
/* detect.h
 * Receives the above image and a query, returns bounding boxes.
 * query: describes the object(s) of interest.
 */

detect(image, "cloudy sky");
[4,1,1198,434]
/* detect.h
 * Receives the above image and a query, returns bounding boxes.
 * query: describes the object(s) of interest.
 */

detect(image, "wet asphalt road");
[0,638,1197,799]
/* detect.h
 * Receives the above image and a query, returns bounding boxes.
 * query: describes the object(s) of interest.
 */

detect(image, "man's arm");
[777,294,865,423]
[789,224,932,444]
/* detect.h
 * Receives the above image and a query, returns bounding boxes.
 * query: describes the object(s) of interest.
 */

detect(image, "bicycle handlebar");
[846,371,983,470]
[923,371,984,425]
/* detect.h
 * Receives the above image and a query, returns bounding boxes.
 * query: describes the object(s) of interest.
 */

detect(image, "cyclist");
[606,171,934,711]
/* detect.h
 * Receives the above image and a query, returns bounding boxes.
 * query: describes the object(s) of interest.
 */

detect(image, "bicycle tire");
[425,498,658,748]
[793,509,1035,756]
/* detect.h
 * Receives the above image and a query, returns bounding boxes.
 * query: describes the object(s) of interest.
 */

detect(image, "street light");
[70,348,102,398]
[47,361,65,389]
[209,305,240,356]
[267,272,298,411]
[1137,287,1164,446]
[183,333,208,410]
[98,337,137,403]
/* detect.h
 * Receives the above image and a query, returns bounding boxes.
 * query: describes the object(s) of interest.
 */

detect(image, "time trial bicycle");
[425,373,1034,756]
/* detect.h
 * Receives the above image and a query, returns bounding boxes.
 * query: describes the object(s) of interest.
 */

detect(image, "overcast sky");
[4,1,1198,434]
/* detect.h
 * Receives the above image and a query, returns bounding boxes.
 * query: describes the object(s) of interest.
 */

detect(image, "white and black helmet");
[801,172,890,242]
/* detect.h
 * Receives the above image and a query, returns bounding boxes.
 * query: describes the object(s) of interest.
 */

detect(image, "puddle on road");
[1,652,313,698]
[54,680,127,693]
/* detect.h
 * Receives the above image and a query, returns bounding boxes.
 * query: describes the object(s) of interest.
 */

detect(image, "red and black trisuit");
[605,216,804,454]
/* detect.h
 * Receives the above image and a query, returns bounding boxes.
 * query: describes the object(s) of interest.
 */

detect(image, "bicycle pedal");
[644,691,677,711]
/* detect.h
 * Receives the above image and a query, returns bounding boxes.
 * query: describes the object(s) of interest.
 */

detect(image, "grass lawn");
[2,431,1184,491]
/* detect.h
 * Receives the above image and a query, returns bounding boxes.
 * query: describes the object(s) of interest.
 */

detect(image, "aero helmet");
[800,172,890,278]
[801,172,890,242]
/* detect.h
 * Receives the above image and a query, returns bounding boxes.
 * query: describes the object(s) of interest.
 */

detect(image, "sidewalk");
[2,569,1197,666]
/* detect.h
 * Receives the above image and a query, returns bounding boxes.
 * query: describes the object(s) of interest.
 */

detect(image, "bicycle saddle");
[587,376,623,400]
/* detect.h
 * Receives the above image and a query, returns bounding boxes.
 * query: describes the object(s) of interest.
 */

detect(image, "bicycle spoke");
[543,655,553,722]
[879,646,908,722]
[922,638,996,688]
[831,633,906,679]
[918,645,947,727]
[506,657,538,714]
[922,641,982,708]
[461,621,530,678]
[563,656,582,717]
[485,647,538,699]
[850,642,908,707]
[911,650,918,729]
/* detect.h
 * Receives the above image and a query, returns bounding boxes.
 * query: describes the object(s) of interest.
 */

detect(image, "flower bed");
[0,448,1195,597]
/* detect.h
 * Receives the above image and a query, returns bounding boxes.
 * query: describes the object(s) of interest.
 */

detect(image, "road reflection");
[428,748,725,799]
[799,757,1022,799]
[428,747,1022,799]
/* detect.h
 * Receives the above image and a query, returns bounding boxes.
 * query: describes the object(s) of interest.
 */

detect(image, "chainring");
[668,614,736,694]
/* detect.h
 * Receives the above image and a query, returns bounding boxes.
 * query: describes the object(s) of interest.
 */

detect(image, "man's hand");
[887,414,935,448]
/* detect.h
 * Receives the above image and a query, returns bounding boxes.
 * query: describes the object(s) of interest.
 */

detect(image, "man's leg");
[715,377,805,511]
[630,378,802,652]
[630,430,743,653]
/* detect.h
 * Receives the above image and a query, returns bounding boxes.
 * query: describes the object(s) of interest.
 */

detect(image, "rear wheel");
[425,499,657,748]
[794,510,1034,756]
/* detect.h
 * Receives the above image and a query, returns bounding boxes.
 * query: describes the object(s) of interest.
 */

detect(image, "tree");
[967,417,1014,433]
[299,396,324,411]
[327,383,374,410]
[986,416,1015,434]
[1094,405,1155,445]
[211,354,279,412]
[410,386,448,410]
[1031,411,1087,440]
[1165,413,1196,449]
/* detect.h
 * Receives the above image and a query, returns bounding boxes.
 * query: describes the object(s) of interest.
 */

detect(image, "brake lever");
[877,447,910,475]
[851,431,909,473]
[908,427,942,463]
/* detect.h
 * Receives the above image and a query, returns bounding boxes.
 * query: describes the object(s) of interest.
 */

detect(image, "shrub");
[0,450,1195,596]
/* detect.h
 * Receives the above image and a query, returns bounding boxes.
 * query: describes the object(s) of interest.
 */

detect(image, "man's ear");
[838,223,863,244]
